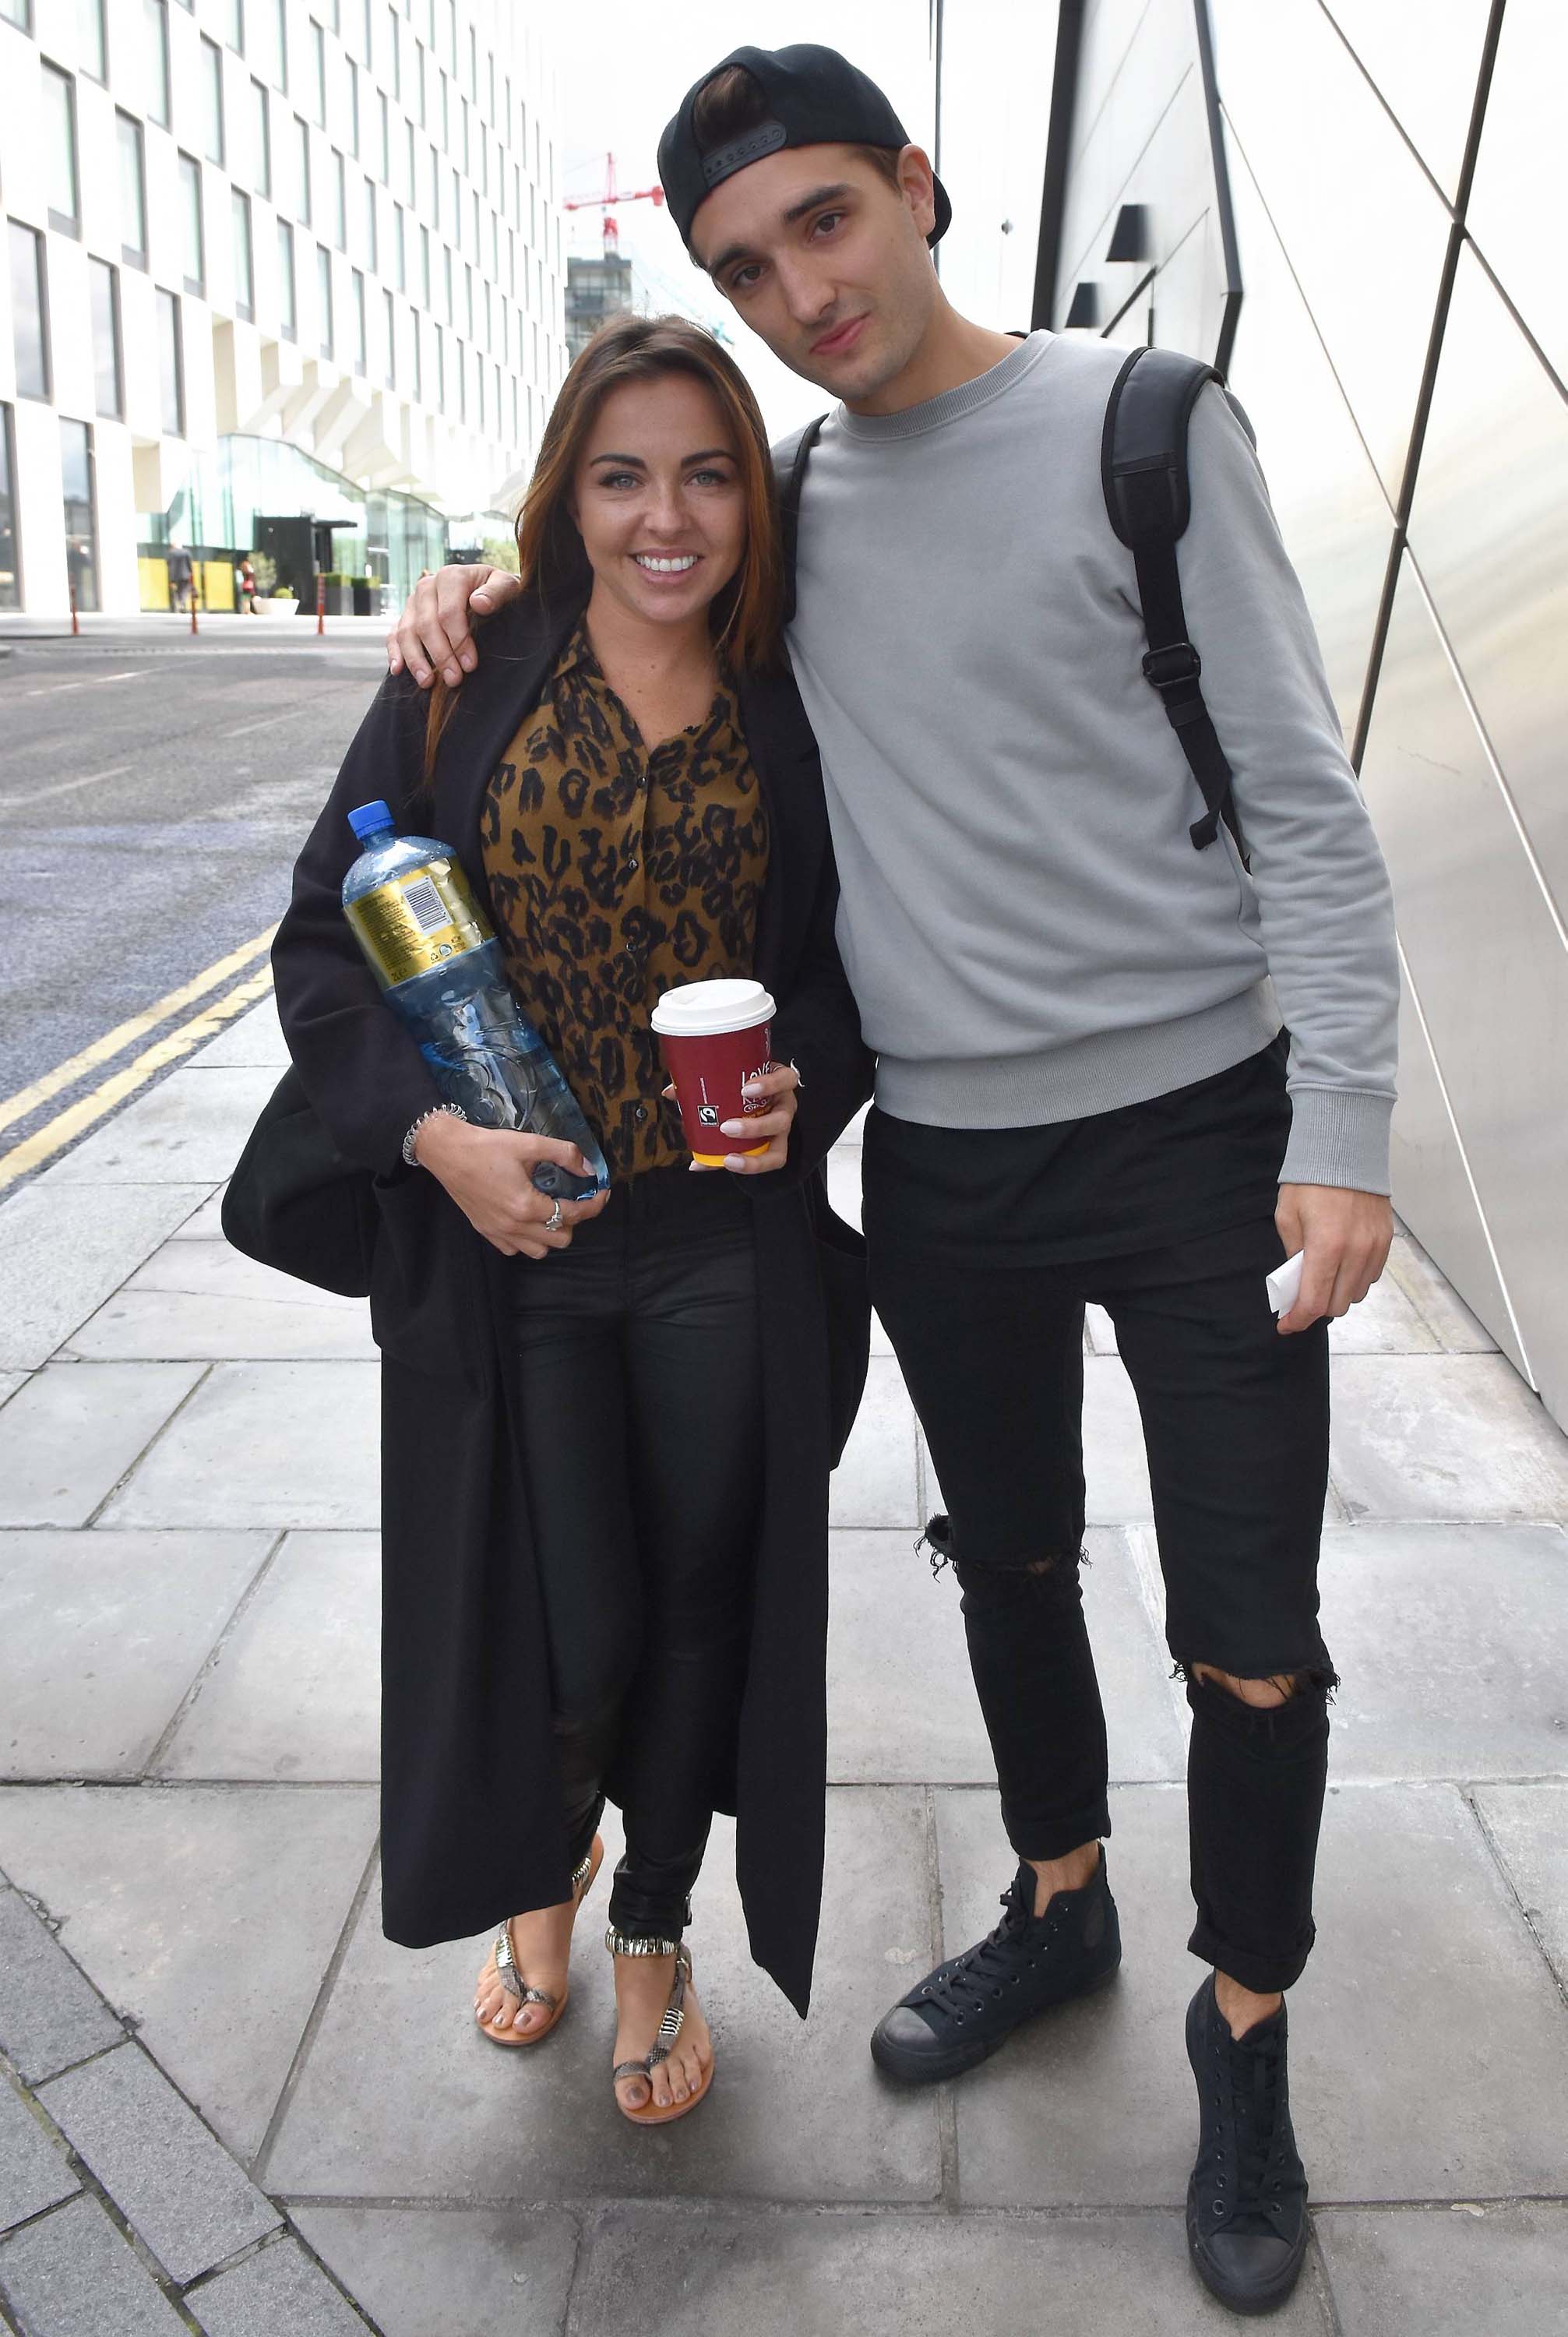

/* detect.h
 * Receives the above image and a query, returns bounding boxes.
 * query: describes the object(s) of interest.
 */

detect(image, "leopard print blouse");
[481,622,770,1179]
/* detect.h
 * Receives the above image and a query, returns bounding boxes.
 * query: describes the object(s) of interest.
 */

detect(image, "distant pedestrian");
[390,42,1399,2316]
[237,554,258,614]
[270,316,870,2126]
[167,547,192,612]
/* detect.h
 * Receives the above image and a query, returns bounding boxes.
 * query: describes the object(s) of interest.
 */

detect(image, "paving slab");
[939,1778,1568,2208]
[187,996,288,1070]
[0,1364,206,1526]
[0,1184,211,1372]
[154,1534,381,1781]
[0,1785,379,2162]
[39,2043,280,2285]
[0,1375,25,1412]
[264,1789,943,2205]
[1472,1782,1568,1993]
[826,1528,1184,1787]
[187,2237,366,2337]
[0,2075,79,2233]
[569,2204,1330,2335]
[829,1358,920,1531]
[288,2204,580,2337]
[0,1886,125,2083]
[99,1365,380,1531]
[1316,2203,1568,2336]
[167,1188,231,1241]
[72,1243,376,1362]
[0,2194,189,2337]
[37,1070,279,1189]
[1327,1355,1568,1521]
[1386,1230,1498,1352]
[0,1530,271,1778]
[1320,1525,1568,1781]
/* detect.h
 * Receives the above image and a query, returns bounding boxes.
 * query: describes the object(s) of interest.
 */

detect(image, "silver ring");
[544,1199,564,1233]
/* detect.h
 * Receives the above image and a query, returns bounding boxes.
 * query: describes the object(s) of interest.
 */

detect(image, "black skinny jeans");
[865,1124,1335,1996]
[510,1161,763,1943]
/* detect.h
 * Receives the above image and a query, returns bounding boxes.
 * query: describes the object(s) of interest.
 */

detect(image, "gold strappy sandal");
[608,1932,714,2125]
[477,1836,603,2048]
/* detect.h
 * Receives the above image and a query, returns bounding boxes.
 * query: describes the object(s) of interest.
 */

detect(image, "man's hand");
[414,1115,609,1257]
[386,562,524,689]
[1274,1183,1394,1335]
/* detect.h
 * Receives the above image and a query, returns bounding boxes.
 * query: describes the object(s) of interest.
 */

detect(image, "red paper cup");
[652,978,778,1165]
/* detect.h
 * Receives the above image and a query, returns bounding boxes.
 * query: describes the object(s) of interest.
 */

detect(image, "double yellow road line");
[0,926,279,1195]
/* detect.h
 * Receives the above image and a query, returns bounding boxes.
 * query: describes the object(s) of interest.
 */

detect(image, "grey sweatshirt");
[783,330,1399,1193]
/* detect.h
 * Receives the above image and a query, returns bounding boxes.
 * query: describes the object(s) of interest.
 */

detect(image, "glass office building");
[0,0,567,612]
[1010,0,1567,1431]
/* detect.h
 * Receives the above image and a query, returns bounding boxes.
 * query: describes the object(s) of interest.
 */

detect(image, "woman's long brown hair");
[423,314,784,783]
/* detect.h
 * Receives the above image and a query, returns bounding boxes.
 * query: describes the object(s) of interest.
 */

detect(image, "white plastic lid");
[651,977,777,1038]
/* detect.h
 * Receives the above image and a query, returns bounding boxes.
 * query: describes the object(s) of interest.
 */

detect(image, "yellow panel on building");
[139,556,171,611]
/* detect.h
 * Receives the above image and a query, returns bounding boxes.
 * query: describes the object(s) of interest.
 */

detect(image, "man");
[389,45,1397,2315]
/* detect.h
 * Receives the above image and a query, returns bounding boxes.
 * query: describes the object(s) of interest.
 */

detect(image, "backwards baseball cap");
[658,43,952,256]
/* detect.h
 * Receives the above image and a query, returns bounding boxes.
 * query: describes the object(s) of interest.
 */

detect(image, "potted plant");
[259,583,299,617]
[322,570,355,615]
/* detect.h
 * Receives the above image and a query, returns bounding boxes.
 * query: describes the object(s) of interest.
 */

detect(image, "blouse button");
[633,1105,648,1124]
[626,856,639,874]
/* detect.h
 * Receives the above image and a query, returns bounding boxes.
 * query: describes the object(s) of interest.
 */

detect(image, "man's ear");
[897,145,939,241]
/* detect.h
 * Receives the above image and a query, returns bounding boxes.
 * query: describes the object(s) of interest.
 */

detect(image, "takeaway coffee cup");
[651,978,778,1165]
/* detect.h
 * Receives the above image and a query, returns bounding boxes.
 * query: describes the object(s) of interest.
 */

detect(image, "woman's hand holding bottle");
[414,1116,611,1257]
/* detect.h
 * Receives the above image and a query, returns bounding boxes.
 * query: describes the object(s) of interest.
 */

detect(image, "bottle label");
[344,857,492,987]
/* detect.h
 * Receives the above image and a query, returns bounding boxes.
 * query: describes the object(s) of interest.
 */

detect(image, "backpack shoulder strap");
[775,413,828,626]
[1101,347,1245,859]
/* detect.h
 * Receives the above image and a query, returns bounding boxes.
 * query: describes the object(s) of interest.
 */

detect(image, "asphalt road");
[0,626,393,1176]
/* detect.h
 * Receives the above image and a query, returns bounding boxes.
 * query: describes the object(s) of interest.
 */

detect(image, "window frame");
[8,220,51,402]
[90,256,123,418]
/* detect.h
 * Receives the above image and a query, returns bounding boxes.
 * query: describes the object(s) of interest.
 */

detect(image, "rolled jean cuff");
[1004,1798,1112,1865]
[1187,1915,1316,1996]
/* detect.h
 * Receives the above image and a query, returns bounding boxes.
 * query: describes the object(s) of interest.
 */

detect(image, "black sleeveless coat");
[270,589,873,2015]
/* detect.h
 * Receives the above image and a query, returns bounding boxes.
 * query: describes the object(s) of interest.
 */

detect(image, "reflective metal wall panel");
[936,0,1060,330]
[1059,0,1200,301]
[1318,0,1492,199]
[1407,245,1568,915]
[1464,0,1568,386]
[1358,556,1568,1419]
[1223,132,1396,739]
[1209,0,1451,499]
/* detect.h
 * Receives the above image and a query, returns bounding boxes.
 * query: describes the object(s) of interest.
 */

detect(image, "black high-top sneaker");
[869,1851,1120,2084]
[1185,1975,1310,2315]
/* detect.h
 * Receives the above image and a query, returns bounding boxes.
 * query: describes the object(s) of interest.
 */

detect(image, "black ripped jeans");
[510,1161,763,1944]
[865,1118,1334,1997]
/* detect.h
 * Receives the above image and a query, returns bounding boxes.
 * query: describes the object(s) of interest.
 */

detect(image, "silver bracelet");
[402,1101,466,1167]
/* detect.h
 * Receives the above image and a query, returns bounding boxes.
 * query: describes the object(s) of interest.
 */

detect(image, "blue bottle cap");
[347,799,396,841]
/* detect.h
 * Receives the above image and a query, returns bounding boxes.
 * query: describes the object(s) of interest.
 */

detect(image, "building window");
[201,37,225,163]
[311,19,326,125]
[249,79,271,196]
[0,404,20,608]
[393,200,404,289]
[8,223,49,400]
[178,153,204,294]
[232,189,254,318]
[331,150,347,249]
[90,257,122,416]
[317,241,333,355]
[293,116,312,222]
[224,0,244,50]
[157,288,184,434]
[351,266,365,372]
[145,0,171,125]
[278,215,295,338]
[410,311,421,403]
[347,58,359,153]
[362,174,376,271]
[117,111,146,265]
[418,222,429,307]
[79,0,107,83]
[386,5,399,98]
[61,418,97,612]
[0,0,33,31]
[377,89,389,182]
[254,0,284,89]
[434,319,443,409]
[42,64,81,236]
[414,40,425,126]
[382,286,393,385]
[442,241,451,323]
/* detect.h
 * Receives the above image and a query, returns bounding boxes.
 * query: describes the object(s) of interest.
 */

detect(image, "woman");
[270,317,872,2123]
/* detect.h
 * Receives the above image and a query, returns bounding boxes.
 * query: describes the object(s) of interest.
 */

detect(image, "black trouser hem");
[1187,1916,1316,1995]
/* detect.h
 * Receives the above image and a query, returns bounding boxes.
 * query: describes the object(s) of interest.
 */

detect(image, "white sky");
[545,2,1061,439]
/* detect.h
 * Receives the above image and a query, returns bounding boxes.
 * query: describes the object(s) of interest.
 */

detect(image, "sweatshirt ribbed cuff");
[1279,1085,1394,1196]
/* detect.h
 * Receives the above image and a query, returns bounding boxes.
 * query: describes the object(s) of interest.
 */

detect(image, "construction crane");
[562,154,665,256]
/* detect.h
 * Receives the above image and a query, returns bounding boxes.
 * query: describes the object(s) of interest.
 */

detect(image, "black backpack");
[777,344,1248,863]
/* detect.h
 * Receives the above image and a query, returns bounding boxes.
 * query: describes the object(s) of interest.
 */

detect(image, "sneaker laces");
[918,1873,1042,2021]
[1211,2022,1299,2235]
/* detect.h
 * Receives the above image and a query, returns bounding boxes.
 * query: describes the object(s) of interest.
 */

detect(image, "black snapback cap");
[658,43,951,254]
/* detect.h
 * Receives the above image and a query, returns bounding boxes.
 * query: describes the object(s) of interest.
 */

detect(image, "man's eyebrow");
[705,182,855,280]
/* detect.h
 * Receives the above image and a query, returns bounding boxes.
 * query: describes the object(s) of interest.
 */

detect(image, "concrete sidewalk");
[1,996,1566,2335]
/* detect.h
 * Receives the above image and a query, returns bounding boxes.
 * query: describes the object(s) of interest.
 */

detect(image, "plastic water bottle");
[341,800,610,1200]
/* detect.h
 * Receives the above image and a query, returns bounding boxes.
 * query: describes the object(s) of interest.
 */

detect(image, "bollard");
[69,580,79,637]
[315,573,326,636]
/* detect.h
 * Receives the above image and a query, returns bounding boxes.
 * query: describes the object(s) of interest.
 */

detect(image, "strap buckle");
[1141,640,1202,693]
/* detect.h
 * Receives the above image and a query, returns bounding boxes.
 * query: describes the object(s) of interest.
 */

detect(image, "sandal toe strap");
[612,1944,692,2082]
[492,1924,558,2013]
